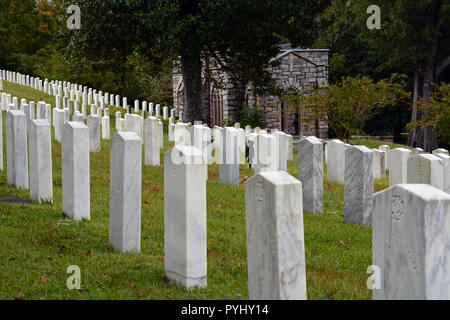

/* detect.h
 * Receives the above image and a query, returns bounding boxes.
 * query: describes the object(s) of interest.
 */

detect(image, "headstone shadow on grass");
[0,197,34,205]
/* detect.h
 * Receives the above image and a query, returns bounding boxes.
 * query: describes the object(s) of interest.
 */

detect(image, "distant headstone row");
[1,70,450,300]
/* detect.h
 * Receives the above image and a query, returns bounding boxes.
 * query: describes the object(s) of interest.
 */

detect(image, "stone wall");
[173,47,329,137]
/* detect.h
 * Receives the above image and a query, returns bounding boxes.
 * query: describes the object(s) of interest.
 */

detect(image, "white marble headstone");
[246,171,307,300]
[373,184,450,299]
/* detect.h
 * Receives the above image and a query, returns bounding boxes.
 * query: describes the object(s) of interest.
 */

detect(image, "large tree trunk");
[180,0,206,124]
[407,62,439,152]
[407,6,441,152]
[234,81,246,123]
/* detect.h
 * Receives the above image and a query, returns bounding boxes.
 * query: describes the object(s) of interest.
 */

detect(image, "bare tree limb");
[436,56,450,78]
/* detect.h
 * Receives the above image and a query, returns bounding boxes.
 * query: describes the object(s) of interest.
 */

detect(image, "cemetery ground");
[0,81,408,300]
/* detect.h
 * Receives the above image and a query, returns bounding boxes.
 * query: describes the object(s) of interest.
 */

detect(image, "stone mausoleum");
[173,45,329,137]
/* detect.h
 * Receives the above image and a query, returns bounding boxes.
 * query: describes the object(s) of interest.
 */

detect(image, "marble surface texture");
[298,137,323,214]
[87,115,100,152]
[344,146,374,226]
[327,139,345,184]
[273,131,288,171]
[6,110,28,189]
[62,122,90,220]
[144,116,160,166]
[432,148,449,156]
[164,146,207,289]
[245,171,307,300]
[174,122,190,146]
[219,127,240,186]
[389,148,412,186]
[407,154,444,191]
[378,145,390,170]
[101,116,110,140]
[253,133,278,174]
[29,120,53,203]
[54,108,65,143]
[109,132,142,253]
[435,153,450,194]
[373,184,450,299]
[372,149,386,180]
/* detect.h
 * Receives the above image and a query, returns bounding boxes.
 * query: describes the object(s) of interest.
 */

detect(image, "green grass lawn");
[0,81,396,300]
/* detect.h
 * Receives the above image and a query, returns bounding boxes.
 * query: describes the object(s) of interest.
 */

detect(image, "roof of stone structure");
[271,45,329,66]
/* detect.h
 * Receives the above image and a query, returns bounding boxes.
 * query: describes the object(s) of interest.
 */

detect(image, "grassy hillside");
[0,81,399,300]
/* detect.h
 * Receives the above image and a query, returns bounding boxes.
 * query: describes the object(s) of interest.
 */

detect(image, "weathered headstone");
[434,153,450,194]
[87,115,101,152]
[54,109,65,143]
[373,184,450,299]
[174,122,190,146]
[344,146,374,225]
[36,101,47,120]
[144,116,160,166]
[287,134,293,161]
[115,111,121,130]
[372,149,386,180]
[73,112,84,122]
[432,148,449,156]
[109,132,142,253]
[220,127,240,186]
[168,117,175,141]
[389,148,412,186]
[6,110,28,189]
[159,120,163,149]
[246,171,307,300]
[327,139,345,184]
[102,112,110,140]
[407,154,444,191]
[273,131,289,171]
[378,145,390,170]
[298,137,323,214]
[412,147,424,156]
[62,122,90,220]
[253,133,278,174]
[29,120,53,203]
[164,146,207,289]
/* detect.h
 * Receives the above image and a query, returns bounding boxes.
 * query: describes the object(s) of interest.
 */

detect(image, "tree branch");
[436,56,450,78]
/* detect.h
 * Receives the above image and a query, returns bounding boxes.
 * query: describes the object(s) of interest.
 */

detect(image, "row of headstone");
[5,108,450,299]
[171,122,295,186]
[2,70,301,299]
[4,71,450,299]
[0,69,175,124]
[387,147,449,194]
[3,109,53,203]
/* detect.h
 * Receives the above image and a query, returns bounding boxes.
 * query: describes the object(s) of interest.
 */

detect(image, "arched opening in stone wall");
[211,86,224,127]
[280,87,299,135]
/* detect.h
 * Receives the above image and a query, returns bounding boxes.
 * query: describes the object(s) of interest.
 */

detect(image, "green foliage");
[238,103,267,129]
[0,0,59,73]
[407,83,450,148]
[314,0,377,83]
[354,0,450,77]
[64,0,327,121]
[306,75,410,142]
